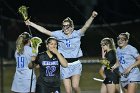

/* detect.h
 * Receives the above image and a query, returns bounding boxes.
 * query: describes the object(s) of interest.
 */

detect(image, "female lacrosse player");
[100,38,120,93]
[99,65,107,93]
[99,65,122,93]
[112,32,140,93]
[25,11,98,93]
[28,37,68,93]
[11,32,36,93]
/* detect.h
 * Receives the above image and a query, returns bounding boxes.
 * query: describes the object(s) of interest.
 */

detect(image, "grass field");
[0,60,140,93]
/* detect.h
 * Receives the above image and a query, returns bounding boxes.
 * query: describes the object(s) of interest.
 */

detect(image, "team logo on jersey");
[42,61,58,66]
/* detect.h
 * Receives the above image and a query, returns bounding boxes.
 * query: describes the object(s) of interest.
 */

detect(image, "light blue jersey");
[117,45,139,73]
[52,30,84,78]
[52,29,84,58]
[116,44,140,87]
[14,45,36,79]
[11,45,36,92]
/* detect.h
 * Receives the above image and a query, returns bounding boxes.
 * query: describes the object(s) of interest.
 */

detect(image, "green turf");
[1,62,140,93]
[61,63,103,91]
[1,62,102,93]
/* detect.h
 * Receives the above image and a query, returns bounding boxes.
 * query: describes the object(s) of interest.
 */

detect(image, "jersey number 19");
[17,57,25,68]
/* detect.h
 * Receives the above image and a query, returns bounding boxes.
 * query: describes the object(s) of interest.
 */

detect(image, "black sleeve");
[106,50,116,65]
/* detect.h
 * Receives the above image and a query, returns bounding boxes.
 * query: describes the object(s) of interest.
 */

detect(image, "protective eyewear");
[117,37,126,41]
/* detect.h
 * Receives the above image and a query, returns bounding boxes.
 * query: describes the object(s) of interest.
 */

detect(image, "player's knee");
[72,85,80,91]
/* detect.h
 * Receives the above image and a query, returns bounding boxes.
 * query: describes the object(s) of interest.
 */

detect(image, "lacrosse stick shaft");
[29,62,34,93]
[27,25,32,36]
[93,78,104,82]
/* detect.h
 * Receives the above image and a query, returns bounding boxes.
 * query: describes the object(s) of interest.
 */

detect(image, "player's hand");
[92,11,98,18]
[24,19,31,26]
[50,47,59,55]
[123,66,132,74]
[111,64,116,70]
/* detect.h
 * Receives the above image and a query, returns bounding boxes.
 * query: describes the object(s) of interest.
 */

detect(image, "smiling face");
[62,17,74,35]
[62,22,73,35]
[117,35,128,48]
[46,39,57,51]
[45,37,58,51]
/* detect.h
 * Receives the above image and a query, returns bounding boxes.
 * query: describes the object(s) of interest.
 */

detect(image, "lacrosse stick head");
[18,5,29,21]
[30,37,42,54]
[100,59,110,69]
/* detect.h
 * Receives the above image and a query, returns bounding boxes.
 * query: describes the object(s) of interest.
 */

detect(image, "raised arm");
[50,48,68,67]
[25,20,52,36]
[56,52,68,68]
[80,11,98,34]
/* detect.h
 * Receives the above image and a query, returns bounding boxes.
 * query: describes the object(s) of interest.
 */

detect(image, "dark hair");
[45,37,58,45]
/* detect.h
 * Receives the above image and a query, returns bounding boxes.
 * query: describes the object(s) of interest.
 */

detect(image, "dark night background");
[1,0,140,58]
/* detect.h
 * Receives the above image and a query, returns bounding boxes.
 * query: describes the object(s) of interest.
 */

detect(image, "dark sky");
[1,0,140,24]
[1,0,140,57]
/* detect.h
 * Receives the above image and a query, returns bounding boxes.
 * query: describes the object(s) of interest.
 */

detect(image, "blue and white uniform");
[116,44,140,87]
[11,45,36,92]
[52,30,84,79]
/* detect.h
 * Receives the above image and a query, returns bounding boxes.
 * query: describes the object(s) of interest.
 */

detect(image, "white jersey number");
[45,66,56,76]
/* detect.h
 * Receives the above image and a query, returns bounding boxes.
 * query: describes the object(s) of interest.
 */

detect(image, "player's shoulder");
[38,51,46,55]
[126,44,136,50]
[52,30,62,34]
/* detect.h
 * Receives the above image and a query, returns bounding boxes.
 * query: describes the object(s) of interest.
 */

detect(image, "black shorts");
[103,77,119,84]
[104,68,120,84]
[36,84,60,93]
